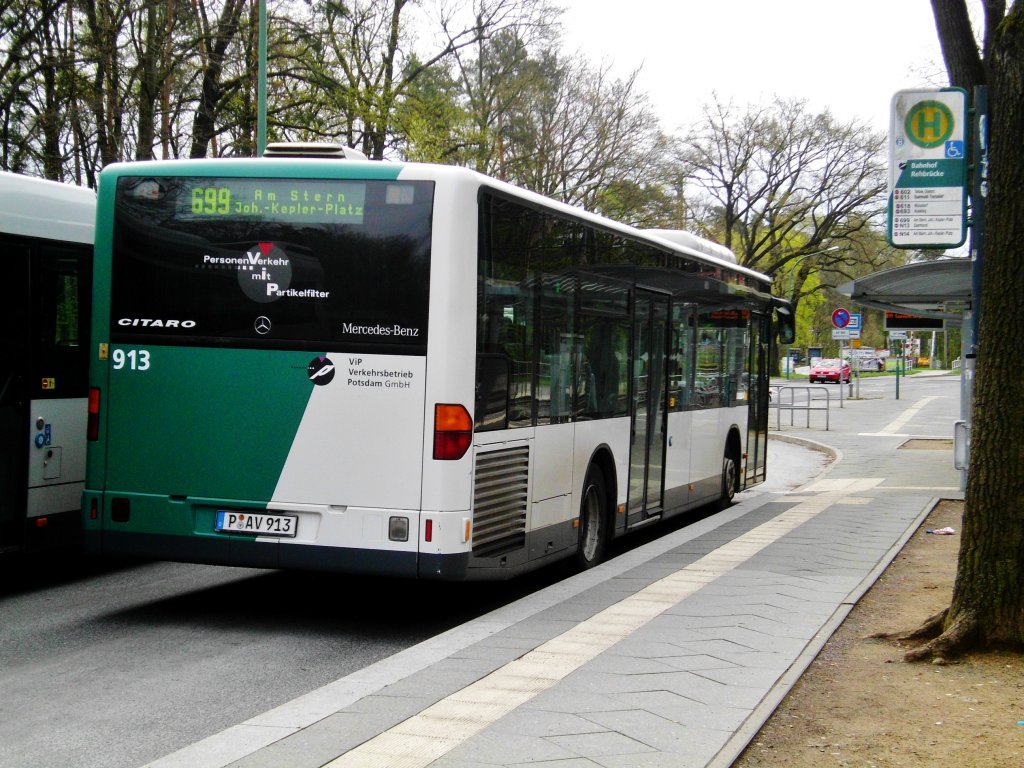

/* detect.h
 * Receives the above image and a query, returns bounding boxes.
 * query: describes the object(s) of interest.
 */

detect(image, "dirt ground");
[733,500,1024,767]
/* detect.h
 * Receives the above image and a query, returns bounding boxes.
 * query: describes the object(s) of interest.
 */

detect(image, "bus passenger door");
[627,291,669,525]
[745,313,770,486]
[0,245,31,550]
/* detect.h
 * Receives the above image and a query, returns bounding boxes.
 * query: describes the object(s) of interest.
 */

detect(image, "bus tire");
[575,464,608,569]
[716,452,738,511]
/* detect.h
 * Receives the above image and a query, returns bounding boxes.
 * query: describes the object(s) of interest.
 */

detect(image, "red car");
[809,358,851,383]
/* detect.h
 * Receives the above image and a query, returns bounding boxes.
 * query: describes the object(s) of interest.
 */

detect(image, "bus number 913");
[112,348,151,371]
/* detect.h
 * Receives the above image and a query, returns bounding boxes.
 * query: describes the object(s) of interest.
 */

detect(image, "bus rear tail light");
[433,404,472,460]
[87,388,101,441]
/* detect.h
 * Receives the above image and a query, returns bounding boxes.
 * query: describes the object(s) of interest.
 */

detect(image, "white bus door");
[745,313,770,486]
[627,291,669,525]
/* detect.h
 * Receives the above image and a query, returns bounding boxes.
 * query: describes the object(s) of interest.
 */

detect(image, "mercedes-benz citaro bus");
[1,171,95,554]
[84,143,794,579]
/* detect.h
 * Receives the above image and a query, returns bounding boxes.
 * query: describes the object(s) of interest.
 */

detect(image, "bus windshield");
[111,176,434,353]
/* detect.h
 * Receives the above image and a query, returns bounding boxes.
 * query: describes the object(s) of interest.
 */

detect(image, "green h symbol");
[905,100,953,149]
[914,107,944,141]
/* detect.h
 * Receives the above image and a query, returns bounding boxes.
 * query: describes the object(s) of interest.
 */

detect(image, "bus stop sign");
[888,88,968,249]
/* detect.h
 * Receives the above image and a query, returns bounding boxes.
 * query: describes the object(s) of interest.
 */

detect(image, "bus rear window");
[110,176,433,353]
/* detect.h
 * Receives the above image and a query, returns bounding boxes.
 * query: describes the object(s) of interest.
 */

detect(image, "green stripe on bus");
[102,346,314,503]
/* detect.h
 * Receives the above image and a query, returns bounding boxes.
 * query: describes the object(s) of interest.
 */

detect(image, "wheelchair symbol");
[945,141,965,159]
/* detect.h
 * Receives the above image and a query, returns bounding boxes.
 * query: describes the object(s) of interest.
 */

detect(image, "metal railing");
[769,385,831,430]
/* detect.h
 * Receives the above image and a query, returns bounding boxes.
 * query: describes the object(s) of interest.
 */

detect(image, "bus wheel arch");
[575,447,616,569]
[717,428,742,511]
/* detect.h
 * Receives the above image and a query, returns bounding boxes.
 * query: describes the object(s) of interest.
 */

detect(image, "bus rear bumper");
[86,529,473,579]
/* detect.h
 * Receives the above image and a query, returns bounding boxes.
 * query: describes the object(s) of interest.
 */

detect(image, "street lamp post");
[257,0,267,155]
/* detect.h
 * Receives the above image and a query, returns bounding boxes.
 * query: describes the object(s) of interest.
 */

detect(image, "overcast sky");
[559,1,950,136]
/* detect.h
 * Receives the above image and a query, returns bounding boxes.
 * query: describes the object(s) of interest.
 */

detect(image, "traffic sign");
[831,308,851,328]
[848,313,862,331]
[888,88,968,249]
[832,329,861,340]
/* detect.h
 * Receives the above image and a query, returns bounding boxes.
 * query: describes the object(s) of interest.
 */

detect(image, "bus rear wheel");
[575,465,608,569]
[716,453,738,511]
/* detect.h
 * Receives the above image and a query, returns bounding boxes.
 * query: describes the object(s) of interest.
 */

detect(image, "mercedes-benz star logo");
[254,316,272,335]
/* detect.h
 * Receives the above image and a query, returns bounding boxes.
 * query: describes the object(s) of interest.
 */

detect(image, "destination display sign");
[888,89,968,249]
[174,178,369,224]
[885,312,944,331]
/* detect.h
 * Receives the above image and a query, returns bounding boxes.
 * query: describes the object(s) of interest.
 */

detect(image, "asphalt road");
[0,440,823,768]
[0,556,571,768]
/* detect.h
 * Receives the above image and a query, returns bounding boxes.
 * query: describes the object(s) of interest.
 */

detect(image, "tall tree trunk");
[949,2,1024,645]
[80,0,122,167]
[40,16,62,180]
[136,0,162,161]
[161,0,175,159]
[189,0,246,158]
[909,0,1024,660]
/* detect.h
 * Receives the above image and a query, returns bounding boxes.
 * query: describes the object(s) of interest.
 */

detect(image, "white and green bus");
[84,146,793,579]
[1,171,95,554]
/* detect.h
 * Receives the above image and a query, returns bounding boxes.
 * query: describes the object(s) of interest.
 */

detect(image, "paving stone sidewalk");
[148,374,964,768]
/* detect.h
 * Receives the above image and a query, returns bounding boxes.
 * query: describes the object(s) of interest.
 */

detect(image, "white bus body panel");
[413,167,481,515]
[268,167,484,557]
[260,503,421,555]
[3,172,94,538]
[0,171,94,244]
[572,418,631,513]
[269,355,427,510]
[532,423,575,502]
[688,405,749,491]
[27,395,87,519]
[664,410,695,494]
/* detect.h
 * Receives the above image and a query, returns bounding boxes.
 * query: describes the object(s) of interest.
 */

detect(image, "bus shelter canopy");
[837,258,972,321]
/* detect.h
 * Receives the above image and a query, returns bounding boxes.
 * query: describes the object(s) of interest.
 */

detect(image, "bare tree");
[133,0,183,160]
[445,2,559,175]
[78,0,135,167]
[187,0,247,157]
[504,59,668,217]
[0,0,85,178]
[280,0,550,159]
[678,96,891,317]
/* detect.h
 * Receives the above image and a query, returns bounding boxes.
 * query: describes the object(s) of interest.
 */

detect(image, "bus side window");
[579,317,629,419]
[695,314,725,409]
[33,246,91,395]
[670,305,694,411]
[475,354,511,430]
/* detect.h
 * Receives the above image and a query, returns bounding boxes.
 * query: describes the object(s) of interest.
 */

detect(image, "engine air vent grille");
[472,446,529,558]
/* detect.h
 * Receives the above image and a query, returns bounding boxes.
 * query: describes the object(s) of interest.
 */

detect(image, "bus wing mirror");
[774,301,796,345]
